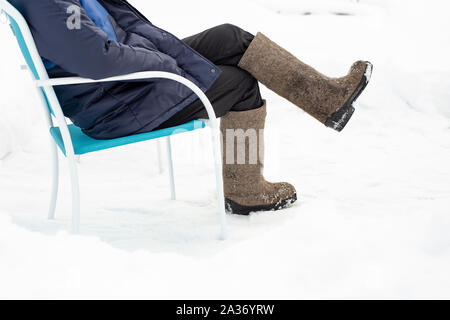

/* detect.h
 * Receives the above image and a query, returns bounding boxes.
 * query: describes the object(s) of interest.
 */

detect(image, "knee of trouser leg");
[210,24,253,52]
[213,23,244,39]
[218,23,241,32]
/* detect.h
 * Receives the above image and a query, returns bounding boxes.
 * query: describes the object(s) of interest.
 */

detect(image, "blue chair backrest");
[3,5,55,115]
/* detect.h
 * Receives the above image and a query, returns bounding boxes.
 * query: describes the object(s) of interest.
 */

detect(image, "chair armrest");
[35,71,219,125]
[36,71,193,87]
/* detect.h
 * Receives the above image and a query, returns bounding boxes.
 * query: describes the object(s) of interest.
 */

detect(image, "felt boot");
[221,101,297,215]
[238,32,373,131]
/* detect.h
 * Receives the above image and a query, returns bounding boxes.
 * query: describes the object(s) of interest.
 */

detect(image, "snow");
[1,0,450,299]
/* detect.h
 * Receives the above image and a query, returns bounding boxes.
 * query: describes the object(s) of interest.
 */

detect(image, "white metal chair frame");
[0,1,227,239]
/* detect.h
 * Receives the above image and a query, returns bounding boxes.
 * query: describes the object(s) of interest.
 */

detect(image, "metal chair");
[0,0,227,239]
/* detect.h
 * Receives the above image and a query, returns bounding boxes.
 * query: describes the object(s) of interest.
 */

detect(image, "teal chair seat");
[50,120,206,156]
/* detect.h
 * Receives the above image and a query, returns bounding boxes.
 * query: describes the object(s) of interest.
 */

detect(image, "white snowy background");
[1,0,450,299]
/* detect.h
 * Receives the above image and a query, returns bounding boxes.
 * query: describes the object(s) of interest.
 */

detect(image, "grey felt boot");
[221,101,297,215]
[238,32,373,132]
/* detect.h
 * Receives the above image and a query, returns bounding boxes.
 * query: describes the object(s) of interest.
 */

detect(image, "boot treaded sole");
[325,61,373,132]
[225,193,298,216]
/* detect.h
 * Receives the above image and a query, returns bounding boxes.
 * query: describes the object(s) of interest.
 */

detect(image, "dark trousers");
[155,24,263,129]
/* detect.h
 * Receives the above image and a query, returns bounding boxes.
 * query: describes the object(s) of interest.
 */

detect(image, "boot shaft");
[220,102,267,191]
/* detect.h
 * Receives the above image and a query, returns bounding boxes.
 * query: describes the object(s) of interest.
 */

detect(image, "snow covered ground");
[1,0,450,299]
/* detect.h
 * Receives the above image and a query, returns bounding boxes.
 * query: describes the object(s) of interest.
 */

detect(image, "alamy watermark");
[225,128,264,165]
[171,126,268,166]
[66,5,81,30]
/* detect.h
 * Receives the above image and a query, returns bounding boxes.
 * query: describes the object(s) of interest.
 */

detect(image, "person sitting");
[9,0,372,215]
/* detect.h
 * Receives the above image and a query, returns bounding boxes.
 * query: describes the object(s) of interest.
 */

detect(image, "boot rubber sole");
[325,61,373,132]
[225,193,298,216]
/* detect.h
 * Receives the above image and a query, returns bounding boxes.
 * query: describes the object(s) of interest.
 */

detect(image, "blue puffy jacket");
[10,0,221,139]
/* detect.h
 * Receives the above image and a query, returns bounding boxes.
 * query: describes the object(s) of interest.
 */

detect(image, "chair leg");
[210,128,227,240]
[67,154,81,234]
[48,141,59,220]
[156,140,163,174]
[166,137,176,200]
